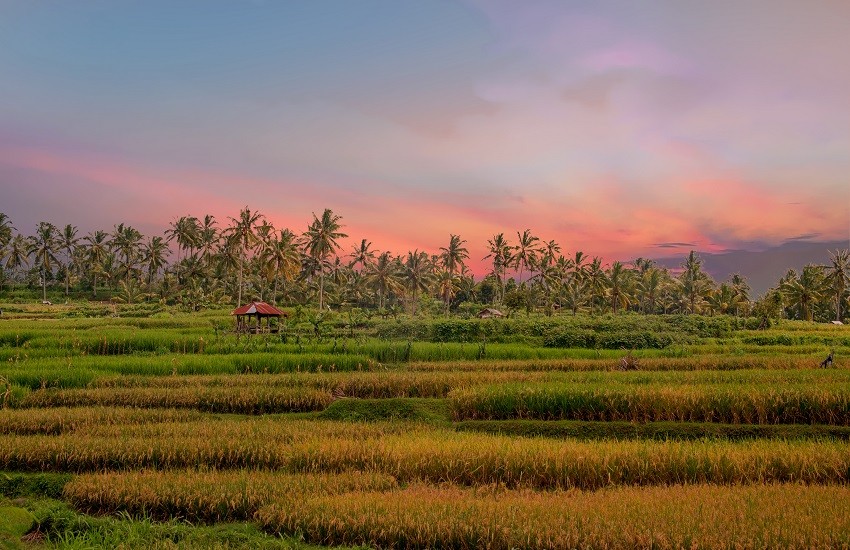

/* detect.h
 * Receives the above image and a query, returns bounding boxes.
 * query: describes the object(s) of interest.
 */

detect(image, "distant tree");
[303,208,347,311]
[781,264,825,322]
[484,233,514,304]
[27,222,59,301]
[349,238,376,273]
[402,250,433,315]
[606,261,632,314]
[227,207,264,306]
[513,229,540,285]
[141,236,170,289]
[825,249,850,322]
[365,251,402,310]
[439,235,468,309]
[83,230,109,298]
[58,224,80,295]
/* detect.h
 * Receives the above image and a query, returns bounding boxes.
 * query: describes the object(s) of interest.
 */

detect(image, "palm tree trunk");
[237,247,244,306]
[319,271,324,311]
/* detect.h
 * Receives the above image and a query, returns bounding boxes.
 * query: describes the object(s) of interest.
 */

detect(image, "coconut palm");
[585,257,606,315]
[58,224,80,295]
[110,224,143,286]
[484,233,514,304]
[435,269,460,314]
[365,251,402,310]
[303,208,347,311]
[606,261,632,314]
[439,235,468,308]
[83,230,109,298]
[679,251,715,314]
[513,229,540,285]
[140,236,170,289]
[263,229,302,306]
[781,264,826,322]
[3,234,29,278]
[402,250,433,315]
[27,222,59,301]
[227,207,264,306]
[439,234,469,275]
[825,249,850,322]
[0,213,13,249]
[349,239,376,273]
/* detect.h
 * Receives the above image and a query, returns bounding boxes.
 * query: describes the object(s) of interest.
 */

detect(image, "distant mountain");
[653,240,849,297]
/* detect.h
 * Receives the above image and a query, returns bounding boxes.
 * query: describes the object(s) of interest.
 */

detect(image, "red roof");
[231,301,286,316]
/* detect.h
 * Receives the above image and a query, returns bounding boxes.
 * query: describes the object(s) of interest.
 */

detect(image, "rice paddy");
[1,306,848,548]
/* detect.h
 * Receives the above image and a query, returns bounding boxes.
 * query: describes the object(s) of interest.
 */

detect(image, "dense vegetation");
[1,210,848,323]
[1,300,848,548]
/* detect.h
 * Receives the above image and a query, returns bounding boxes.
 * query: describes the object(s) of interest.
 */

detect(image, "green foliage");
[320,398,451,423]
[0,472,72,499]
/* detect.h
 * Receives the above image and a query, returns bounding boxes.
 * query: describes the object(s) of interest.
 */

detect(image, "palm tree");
[435,269,459,314]
[27,222,59,301]
[586,257,606,315]
[679,251,714,314]
[0,213,13,249]
[825,249,850,322]
[59,224,80,295]
[166,216,200,278]
[0,213,16,286]
[303,208,347,311]
[227,207,264,306]
[110,224,143,286]
[513,229,540,285]
[264,229,301,305]
[402,250,433,315]
[3,234,29,279]
[349,239,376,273]
[197,215,220,269]
[439,234,469,275]
[365,251,402,310]
[141,236,170,289]
[439,234,468,309]
[484,233,514,304]
[781,264,825,322]
[606,261,632,314]
[83,230,109,298]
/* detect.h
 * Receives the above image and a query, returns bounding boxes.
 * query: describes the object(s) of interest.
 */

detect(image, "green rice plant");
[449,382,850,425]
[258,482,850,549]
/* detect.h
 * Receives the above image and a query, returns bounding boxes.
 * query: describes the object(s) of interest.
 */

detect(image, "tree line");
[0,210,847,322]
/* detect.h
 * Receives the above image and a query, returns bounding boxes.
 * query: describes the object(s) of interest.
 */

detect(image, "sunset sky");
[1,1,848,273]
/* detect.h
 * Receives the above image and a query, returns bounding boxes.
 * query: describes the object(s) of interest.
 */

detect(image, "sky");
[1,0,848,273]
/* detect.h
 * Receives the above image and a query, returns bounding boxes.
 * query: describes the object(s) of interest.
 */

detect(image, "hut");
[477,308,505,319]
[231,301,287,334]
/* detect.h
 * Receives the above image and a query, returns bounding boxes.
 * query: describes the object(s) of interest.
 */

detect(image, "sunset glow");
[2,1,848,273]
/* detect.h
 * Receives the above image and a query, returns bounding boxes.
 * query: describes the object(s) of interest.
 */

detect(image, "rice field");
[1,307,848,548]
